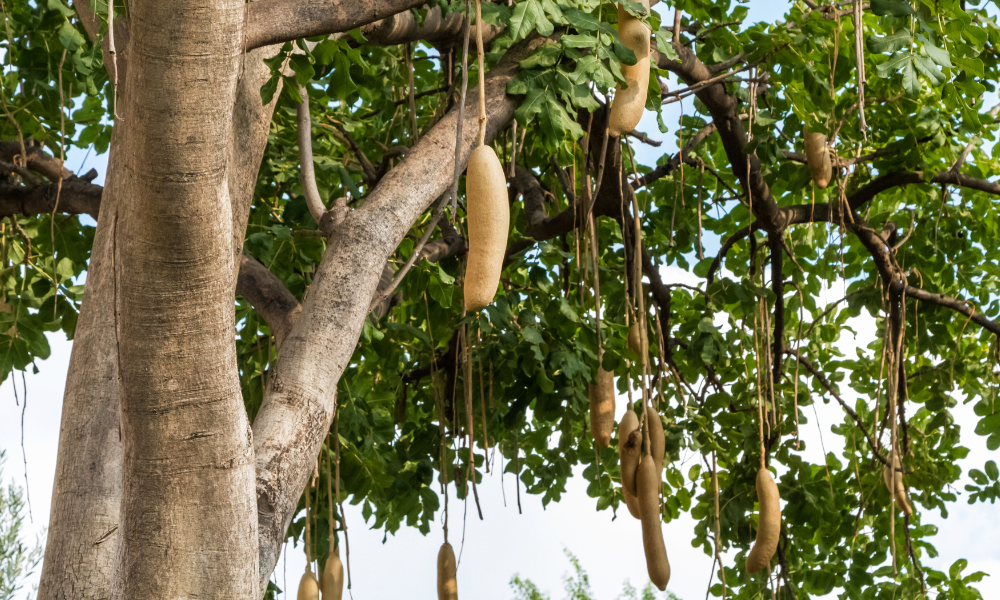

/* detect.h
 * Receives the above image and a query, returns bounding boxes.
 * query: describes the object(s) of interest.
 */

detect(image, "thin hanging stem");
[474,0,486,146]
[448,0,472,219]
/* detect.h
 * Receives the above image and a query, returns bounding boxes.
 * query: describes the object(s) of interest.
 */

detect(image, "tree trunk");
[36,130,123,600]
[109,1,258,597]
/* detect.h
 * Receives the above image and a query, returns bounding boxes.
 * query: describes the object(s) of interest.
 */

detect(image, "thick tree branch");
[251,34,550,593]
[359,4,503,48]
[653,47,784,231]
[246,0,429,51]
[901,284,1000,335]
[0,141,74,182]
[511,165,577,240]
[236,254,302,347]
[0,178,102,219]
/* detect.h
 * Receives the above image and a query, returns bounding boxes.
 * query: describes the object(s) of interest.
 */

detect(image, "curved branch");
[900,284,1000,335]
[511,165,577,240]
[0,141,73,182]
[296,88,327,225]
[633,122,718,189]
[706,224,755,288]
[360,4,503,48]
[251,34,552,592]
[653,47,784,231]
[246,0,429,51]
[236,254,302,348]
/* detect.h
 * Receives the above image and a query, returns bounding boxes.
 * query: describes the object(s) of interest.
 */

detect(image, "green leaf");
[520,43,563,69]
[515,87,547,124]
[562,8,600,31]
[58,20,85,52]
[875,52,912,79]
[986,460,999,481]
[866,30,911,55]
[920,36,953,68]
[621,0,648,18]
[46,0,74,17]
[914,54,946,86]
[870,0,915,16]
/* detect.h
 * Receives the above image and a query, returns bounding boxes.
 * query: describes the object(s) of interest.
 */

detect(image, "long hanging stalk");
[447,0,472,219]
[474,0,486,146]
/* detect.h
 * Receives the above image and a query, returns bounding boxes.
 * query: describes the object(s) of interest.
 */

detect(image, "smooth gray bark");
[109,0,258,597]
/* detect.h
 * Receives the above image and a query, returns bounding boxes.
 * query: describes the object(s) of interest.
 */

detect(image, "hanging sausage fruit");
[464,0,509,311]
[609,1,651,137]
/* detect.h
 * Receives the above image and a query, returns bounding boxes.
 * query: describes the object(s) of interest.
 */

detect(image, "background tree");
[0,452,42,600]
[1,0,999,598]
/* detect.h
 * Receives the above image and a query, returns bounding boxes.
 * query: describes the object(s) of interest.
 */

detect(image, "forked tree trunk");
[108,1,258,597]
[37,19,281,600]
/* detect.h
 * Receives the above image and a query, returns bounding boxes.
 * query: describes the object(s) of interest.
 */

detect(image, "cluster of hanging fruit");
[290,0,924,596]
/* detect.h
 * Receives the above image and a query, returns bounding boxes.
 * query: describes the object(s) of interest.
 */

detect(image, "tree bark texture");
[36,130,123,600]
[109,1,258,597]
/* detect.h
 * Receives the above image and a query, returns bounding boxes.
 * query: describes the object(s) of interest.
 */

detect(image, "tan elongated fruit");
[464,145,510,311]
[883,450,914,516]
[320,547,343,600]
[609,4,651,136]
[803,130,832,188]
[746,468,782,574]
[645,405,664,467]
[589,368,615,448]
[618,408,641,518]
[628,321,643,356]
[637,452,671,590]
[298,567,320,600]
[438,542,458,600]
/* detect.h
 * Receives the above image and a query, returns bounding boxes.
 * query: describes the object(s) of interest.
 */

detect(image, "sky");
[3,1,1000,599]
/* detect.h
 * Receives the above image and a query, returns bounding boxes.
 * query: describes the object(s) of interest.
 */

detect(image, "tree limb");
[236,254,302,348]
[359,4,503,48]
[245,0,429,51]
[0,141,74,182]
[296,87,328,225]
[901,284,1000,335]
[250,34,551,593]
[653,47,785,231]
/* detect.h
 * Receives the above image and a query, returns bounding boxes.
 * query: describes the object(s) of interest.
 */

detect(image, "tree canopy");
[5,0,1000,598]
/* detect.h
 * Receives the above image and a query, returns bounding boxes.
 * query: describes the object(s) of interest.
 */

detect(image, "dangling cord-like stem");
[711,451,728,600]
[333,408,352,589]
[107,0,121,120]
[304,468,313,571]
[853,0,868,139]
[474,0,486,146]
[448,0,471,220]
[326,431,335,553]
[478,354,490,473]
[427,292,450,543]
[462,324,483,519]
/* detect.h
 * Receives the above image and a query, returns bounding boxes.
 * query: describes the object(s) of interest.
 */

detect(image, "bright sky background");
[3,2,1000,599]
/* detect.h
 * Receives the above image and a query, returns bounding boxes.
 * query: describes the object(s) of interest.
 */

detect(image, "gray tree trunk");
[107,1,258,597]
[36,130,123,600]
